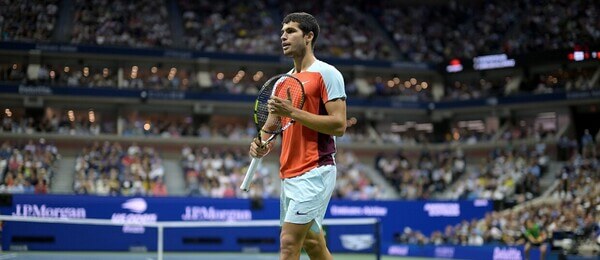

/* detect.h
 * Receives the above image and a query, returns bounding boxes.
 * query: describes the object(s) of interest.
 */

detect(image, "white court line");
[0,253,18,259]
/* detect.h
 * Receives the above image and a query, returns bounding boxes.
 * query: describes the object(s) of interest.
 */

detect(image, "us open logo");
[111,198,157,234]
[340,234,375,251]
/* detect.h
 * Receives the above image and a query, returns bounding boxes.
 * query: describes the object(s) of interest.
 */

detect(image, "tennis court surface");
[0,252,451,260]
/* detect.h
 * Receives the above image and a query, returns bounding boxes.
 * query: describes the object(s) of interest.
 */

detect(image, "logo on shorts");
[295,210,308,216]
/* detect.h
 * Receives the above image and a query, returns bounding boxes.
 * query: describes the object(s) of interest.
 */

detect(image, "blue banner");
[385,244,542,260]
[1,195,493,253]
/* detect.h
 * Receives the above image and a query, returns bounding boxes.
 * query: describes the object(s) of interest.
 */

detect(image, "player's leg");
[280,165,336,260]
[280,177,313,259]
[302,165,336,260]
[280,221,312,259]
[303,227,333,260]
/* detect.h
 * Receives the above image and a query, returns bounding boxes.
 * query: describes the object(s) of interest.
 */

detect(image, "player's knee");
[303,237,322,254]
[280,233,301,256]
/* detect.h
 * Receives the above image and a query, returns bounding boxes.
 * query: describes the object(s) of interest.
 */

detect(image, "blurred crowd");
[0,140,57,194]
[445,143,549,201]
[2,0,597,63]
[71,0,172,47]
[73,141,167,196]
[180,145,272,198]
[375,148,466,200]
[396,147,599,253]
[178,0,280,55]
[0,0,58,42]
[335,150,385,200]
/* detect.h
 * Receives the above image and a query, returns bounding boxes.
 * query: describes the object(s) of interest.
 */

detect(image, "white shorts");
[280,165,336,234]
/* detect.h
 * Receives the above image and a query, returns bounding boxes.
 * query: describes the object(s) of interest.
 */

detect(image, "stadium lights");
[567,51,599,61]
[473,54,515,70]
[446,59,463,73]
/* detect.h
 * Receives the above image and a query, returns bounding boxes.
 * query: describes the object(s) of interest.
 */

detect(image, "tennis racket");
[240,74,305,191]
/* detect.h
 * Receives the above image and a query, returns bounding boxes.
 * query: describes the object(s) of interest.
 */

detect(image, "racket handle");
[240,157,263,192]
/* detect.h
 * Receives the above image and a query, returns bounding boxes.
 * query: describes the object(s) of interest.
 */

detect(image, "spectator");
[523,218,548,260]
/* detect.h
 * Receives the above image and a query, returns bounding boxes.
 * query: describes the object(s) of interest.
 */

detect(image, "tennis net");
[0,215,381,260]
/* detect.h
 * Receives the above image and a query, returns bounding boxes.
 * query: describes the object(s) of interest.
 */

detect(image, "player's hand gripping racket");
[240,74,305,191]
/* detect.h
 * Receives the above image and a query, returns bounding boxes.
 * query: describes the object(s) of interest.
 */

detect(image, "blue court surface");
[0,252,450,260]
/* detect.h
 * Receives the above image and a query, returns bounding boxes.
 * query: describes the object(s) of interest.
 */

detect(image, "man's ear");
[305,31,314,45]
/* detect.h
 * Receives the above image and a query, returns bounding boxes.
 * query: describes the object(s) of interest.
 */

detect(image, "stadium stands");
[73,141,165,196]
[0,0,59,42]
[0,139,58,194]
[0,0,599,257]
[71,0,172,47]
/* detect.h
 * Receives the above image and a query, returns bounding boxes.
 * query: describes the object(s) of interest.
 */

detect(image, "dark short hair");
[282,12,319,49]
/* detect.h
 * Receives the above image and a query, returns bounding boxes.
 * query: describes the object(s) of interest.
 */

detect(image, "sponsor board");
[329,205,388,217]
[424,203,460,217]
[12,204,86,219]
[181,206,252,221]
[339,234,375,251]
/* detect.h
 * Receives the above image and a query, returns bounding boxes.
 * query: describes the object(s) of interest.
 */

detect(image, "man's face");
[526,220,534,228]
[280,21,310,57]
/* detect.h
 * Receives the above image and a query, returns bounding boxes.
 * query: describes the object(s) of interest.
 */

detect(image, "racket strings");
[256,87,281,134]
[255,75,305,135]
[273,78,304,126]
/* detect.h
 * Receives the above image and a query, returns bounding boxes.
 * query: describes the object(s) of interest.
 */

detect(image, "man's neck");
[293,52,316,73]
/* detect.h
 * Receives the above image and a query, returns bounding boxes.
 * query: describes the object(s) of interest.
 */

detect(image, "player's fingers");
[271,96,284,103]
[347,117,357,127]
[249,145,258,157]
[286,88,292,101]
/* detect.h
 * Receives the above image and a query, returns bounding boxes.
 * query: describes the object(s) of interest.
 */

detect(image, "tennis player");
[249,12,347,260]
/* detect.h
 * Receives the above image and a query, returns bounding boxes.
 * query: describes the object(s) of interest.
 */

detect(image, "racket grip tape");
[240,157,263,191]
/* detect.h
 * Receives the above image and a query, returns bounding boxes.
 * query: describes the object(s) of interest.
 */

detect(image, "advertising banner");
[2,195,492,253]
[385,244,541,260]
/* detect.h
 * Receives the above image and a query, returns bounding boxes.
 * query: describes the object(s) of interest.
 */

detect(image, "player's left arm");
[269,95,346,136]
[286,97,347,136]
[269,66,347,136]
